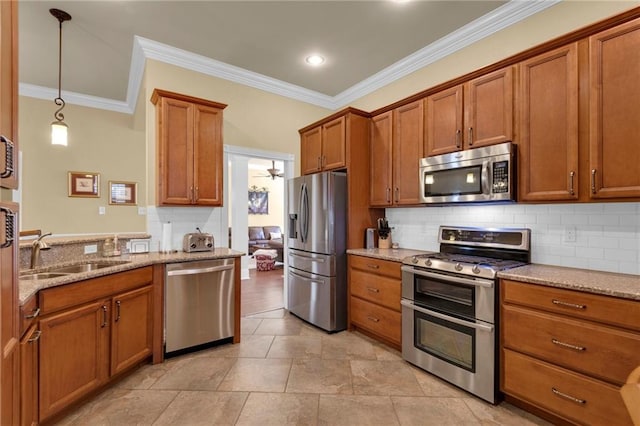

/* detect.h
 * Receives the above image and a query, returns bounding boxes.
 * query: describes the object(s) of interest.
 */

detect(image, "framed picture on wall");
[109,181,137,205]
[248,190,268,214]
[68,171,100,197]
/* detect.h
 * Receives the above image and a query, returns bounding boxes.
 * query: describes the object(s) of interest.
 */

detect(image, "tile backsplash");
[386,202,640,275]
[146,206,227,252]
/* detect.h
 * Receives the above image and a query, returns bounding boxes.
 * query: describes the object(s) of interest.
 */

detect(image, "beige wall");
[351,0,640,111]
[18,97,147,234]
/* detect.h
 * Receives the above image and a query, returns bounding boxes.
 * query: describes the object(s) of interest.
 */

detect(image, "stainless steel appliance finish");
[401,226,530,403]
[165,259,234,355]
[182,230,214,253]
[420,142,516,204]
[287,171,347,332]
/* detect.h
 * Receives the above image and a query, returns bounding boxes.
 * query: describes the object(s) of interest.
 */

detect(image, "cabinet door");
[465,67,514,149]
[157,97,195,205]
[193,103,223,206]
[0,0,18,190]
[322,116,346,171]
[519,44,579,201]
[111,286,153,375]
[39,300,110,422]
[370,112,393,207]
[300,126,322,175]
[393,100,424,205]
[425,85,463,156]
[1,202,18,425]
[20,325,39,426]
[589,18,640,199]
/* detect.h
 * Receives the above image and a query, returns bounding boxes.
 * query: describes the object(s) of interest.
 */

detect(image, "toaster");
[182,232,214,252]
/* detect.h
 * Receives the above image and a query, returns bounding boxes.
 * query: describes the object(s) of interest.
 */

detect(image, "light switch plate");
[98,206,106,215]
[84,244,98,254]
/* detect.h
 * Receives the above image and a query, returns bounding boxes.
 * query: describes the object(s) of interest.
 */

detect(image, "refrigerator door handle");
[289,270,325,285]
[301,183,310,243]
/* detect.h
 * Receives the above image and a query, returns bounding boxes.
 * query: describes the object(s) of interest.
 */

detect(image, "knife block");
[378,235,391,249]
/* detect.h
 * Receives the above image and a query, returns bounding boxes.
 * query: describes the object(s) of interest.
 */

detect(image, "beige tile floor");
[56,309,551,425]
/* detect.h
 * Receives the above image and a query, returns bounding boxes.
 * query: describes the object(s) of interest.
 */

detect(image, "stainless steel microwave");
[419,142,516,204]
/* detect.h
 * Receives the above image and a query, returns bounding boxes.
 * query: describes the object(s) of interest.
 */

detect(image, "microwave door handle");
[482,161,491,195]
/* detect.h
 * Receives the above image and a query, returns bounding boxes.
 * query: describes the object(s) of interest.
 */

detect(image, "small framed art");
[68,171,100,197]
[109,181,137,205]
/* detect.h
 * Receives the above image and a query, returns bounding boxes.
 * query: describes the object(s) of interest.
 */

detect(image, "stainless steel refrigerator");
[287,171,347,332]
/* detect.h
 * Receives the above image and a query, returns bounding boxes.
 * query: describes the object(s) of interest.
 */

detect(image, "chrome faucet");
[30,232,52,269]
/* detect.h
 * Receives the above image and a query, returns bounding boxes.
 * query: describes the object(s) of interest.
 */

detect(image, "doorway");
[224,146,294,316]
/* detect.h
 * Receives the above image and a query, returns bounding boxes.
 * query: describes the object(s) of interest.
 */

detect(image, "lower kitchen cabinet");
[37,267,154,422]
[20,324,39,426]
[348,255,402,349]
[501,279,639,425]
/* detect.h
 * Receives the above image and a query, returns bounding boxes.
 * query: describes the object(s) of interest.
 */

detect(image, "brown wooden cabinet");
[151,89,227,206]
[348,255,402,349]
[501,279,638,425]
[518,44,579,201]
[370,100,424,207]
[300,115,347,174]
[20,325,39,426]
[0,0,18,191]
[589,18,640,199]
[37,268,154,422]
[425,67,514,157]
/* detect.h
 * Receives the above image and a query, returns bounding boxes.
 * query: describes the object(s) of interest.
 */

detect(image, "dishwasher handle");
[167,264,234,277]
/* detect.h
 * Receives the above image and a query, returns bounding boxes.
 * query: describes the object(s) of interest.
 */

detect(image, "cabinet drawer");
[349,255,401,279]
[502,279,640,331]
[503,349,632,426]
[351,297,401,345]
[350,268,400,311]
[503,305,640,385]
[20,294,39,337]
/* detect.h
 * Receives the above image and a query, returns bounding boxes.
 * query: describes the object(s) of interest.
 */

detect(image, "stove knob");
[472,265,481,274]
[455,263,463,272]
[411,256,419,264]
[425,259,432,267]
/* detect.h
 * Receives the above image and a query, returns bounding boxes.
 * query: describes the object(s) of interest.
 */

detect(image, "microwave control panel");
[492,161,509,193]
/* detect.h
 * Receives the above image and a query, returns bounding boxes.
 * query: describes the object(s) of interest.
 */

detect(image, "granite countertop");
[347,248,434,263]
[18,232,151,249]
[498,264,640,301]
[19,248,244,304]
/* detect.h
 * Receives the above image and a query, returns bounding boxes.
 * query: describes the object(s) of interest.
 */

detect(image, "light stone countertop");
[347,248,435,263]
[18,232,151,249]
[19,248,244,304]
[498,264,640,301]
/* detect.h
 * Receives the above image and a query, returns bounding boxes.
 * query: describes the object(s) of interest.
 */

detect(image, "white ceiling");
[18,1,559,113]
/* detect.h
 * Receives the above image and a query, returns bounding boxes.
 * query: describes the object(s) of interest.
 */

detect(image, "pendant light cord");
[50,8,71,122]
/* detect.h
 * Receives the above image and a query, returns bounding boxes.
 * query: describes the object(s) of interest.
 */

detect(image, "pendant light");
[50,8,72,146]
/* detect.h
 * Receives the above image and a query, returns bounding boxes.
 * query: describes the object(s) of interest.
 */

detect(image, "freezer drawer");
[288,248,335,277]
[165,259,235,354]
[287,267,346,332]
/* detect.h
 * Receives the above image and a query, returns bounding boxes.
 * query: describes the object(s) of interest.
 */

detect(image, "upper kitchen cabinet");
[519,44,579,201]
[0,0,18,190]
[370,100,424,207]
[151,89,227,206]
[589,18,640,199]
[299,108,371,175]
[425,67,514,157]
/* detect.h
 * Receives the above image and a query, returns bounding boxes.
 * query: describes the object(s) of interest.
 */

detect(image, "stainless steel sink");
[19,272,71,280]
[49,261,129,274]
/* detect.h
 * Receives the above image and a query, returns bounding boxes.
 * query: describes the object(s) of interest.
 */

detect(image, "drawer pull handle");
[551,338,585,352]
[367,316,380,323]
[552,387,586,405]
[27,330,42,343]
[366,287,380,293]
[366,264,380,269]
[552,299,586,310]
[25,308,41,319]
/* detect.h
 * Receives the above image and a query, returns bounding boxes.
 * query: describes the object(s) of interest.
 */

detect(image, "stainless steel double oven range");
[401,226,530,403]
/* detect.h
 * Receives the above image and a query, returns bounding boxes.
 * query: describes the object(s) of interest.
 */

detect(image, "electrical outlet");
[98,206,106,215]
[138,207,147,215]
[563,226,577,243]
[84,244,98,254]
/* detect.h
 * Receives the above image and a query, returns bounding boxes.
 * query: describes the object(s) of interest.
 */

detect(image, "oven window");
[423,165,483,197]
[415,275,475,319]
[414,311,475,372]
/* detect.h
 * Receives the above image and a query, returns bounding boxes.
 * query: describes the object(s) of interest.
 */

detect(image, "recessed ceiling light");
[305,54,325,66]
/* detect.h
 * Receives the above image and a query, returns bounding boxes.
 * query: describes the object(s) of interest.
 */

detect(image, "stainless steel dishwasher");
[165,259,235,355]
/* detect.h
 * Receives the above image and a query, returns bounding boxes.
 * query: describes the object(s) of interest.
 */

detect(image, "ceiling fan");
[254,161,284,180]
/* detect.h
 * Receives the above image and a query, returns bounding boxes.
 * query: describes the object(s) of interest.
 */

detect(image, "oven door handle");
[400,299,494,333]
[401,266,494,288]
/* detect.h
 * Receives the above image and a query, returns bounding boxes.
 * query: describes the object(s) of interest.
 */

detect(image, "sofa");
[248,226,283,262]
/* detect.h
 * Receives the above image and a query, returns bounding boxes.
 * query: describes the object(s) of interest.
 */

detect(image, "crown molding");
[19,0,557,114]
